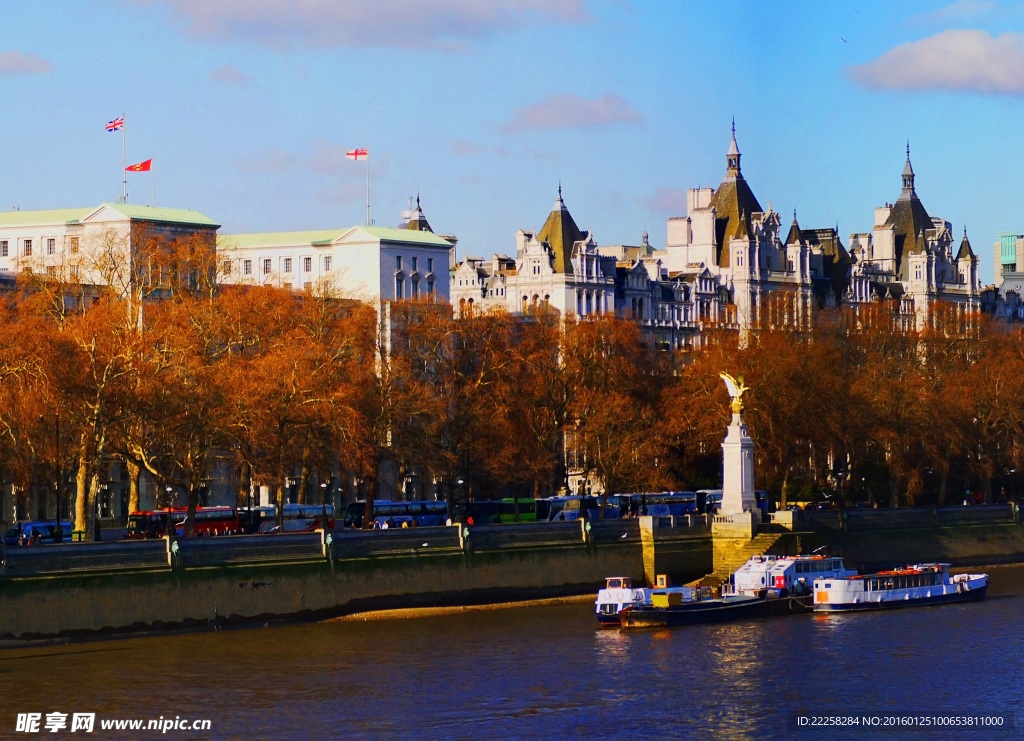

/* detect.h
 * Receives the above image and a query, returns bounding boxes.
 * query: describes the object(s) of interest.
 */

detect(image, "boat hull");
[815,584,987,612]
[621,595,812,628]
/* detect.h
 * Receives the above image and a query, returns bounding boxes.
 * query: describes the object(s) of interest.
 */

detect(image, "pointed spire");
[404,192,433,232]
[725,119,741,178]
[899,142,917,200]
[552,182,567,212]
[957,227,976,260]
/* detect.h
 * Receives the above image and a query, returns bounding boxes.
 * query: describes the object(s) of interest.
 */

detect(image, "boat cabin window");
[606,579,622,589]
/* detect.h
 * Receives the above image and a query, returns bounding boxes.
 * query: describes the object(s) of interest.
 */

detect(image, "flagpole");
[121,114,127,204]
[151,167,155,208]
[366,153,370,227]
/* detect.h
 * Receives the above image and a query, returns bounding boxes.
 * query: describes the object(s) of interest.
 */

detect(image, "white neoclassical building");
[217,198,456,302]
[0,202,219,291]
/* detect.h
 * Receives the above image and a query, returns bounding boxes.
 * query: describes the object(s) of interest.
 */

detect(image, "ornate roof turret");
[956,227,976,260]
[404,193,434,232]
[709,121,763,268]
[884,144,932,280]
[537,184,585,274]
[725,118,741,179]
[785,210,802,245]
[898,142,917,201]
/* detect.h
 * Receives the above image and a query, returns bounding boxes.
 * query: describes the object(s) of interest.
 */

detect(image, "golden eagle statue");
[719,372,747,414]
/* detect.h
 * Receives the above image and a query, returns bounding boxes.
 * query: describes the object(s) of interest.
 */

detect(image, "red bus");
[125,507,241,539]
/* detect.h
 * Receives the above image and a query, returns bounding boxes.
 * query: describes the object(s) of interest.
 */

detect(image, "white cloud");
[451,138,484,157]
[525,148,560,160]
[907,0,1000,26]
[210,64,253,85]
[238,148,294,173]
[135,0,589,51]
[847,29,1024,95]
[645,187,687,213]
[0,50,53,76]
[502,93,643,133]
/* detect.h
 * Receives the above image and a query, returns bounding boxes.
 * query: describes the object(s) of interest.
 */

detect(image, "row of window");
[396,256,433,273]
[395,276,435,299]
[0,237,79,258]
[224,256,334,277]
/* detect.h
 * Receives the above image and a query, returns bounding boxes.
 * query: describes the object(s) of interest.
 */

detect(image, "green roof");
[219,226,453,250]
[106,203,219,228]
[0,207,92,227]
[0,203,218,228]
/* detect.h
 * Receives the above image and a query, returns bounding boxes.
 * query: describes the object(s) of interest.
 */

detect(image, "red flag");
[126,159,152,172]
[346,148,368,161]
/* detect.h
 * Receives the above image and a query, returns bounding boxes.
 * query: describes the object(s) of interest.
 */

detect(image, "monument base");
[711,509,759,539]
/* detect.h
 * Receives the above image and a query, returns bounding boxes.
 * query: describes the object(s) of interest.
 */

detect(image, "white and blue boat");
[812,563,988,612]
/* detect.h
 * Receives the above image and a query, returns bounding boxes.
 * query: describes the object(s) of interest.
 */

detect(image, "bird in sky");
[840,37,847,43]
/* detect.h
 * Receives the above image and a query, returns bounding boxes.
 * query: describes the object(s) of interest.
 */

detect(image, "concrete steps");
[686,532,782,589]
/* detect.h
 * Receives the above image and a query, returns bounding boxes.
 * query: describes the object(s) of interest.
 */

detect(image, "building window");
[412,278,419,298]
[263,258,272,275]
[324,256,332,272]
[243,259,253,276]
[0,241,7,257]
[304,256,312,273]
[46,266,57,278]
[47,238,55,255]
[915,267,922,280]
[222,260,232,275]
[395,276,404,299]
[427,278,435,298]
[24,239,32,257]
[427,258,434,273]
[396,256,403,271]
[412,256,418,272]
[70,236,79,254]
[284,257,292,273]
[70,266,79,281]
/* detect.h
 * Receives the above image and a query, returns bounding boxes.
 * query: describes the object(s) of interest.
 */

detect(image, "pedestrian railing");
[0,539,168,577]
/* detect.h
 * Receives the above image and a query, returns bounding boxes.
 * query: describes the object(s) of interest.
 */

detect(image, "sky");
[2,0,1024,282]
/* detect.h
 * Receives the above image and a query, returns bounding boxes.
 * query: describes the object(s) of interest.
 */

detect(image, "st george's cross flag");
[346,148,368,160]
[106,116,124,132]
[125,159,152,172]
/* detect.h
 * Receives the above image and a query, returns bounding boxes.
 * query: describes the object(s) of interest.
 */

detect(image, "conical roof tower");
[536,185,585,274]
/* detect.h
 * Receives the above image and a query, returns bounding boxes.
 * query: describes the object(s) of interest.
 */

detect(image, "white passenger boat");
[595,577,707,626]
[812,563,988,612]
[723,554,857,598]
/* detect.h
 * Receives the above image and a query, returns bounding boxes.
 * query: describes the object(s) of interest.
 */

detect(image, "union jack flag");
[105,116,124,132]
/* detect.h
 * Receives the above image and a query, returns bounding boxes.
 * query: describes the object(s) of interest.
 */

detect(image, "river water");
[2,567,1023,740]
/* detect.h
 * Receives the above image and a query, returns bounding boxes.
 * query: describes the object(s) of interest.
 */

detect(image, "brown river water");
[2,567,1023,740]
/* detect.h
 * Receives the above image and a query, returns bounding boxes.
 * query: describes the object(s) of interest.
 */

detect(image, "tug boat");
[813,563,988,612]
[595,576,702,626]
[614,555,857,629]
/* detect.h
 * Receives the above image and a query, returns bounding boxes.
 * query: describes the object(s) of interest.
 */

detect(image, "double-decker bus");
[343,500,448,529]
[125,507,241,539]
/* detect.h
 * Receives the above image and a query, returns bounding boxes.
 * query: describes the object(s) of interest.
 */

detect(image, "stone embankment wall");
[3,506,1024,641]
[0,519,712,640]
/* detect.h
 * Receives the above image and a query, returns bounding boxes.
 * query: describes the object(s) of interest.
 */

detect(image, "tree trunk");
[780,469,790,510]
[127,459,141,515]
[939,465,949,507]
[184,484,198,537]
[75,452,89,537]
[86,472,100,543]
[298,461,310,505]
[362,470,378,531]
[236,460,250,509]
[984,471,993,505]
[275,484,285,529]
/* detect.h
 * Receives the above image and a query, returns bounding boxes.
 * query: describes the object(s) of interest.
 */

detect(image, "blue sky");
[2,0,1024,281]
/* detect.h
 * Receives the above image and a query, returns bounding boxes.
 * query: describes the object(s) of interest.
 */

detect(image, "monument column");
[715,373,759,538]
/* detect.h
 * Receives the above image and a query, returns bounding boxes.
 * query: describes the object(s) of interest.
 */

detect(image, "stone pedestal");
[711,509,758,539]
[721,411,756,515]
